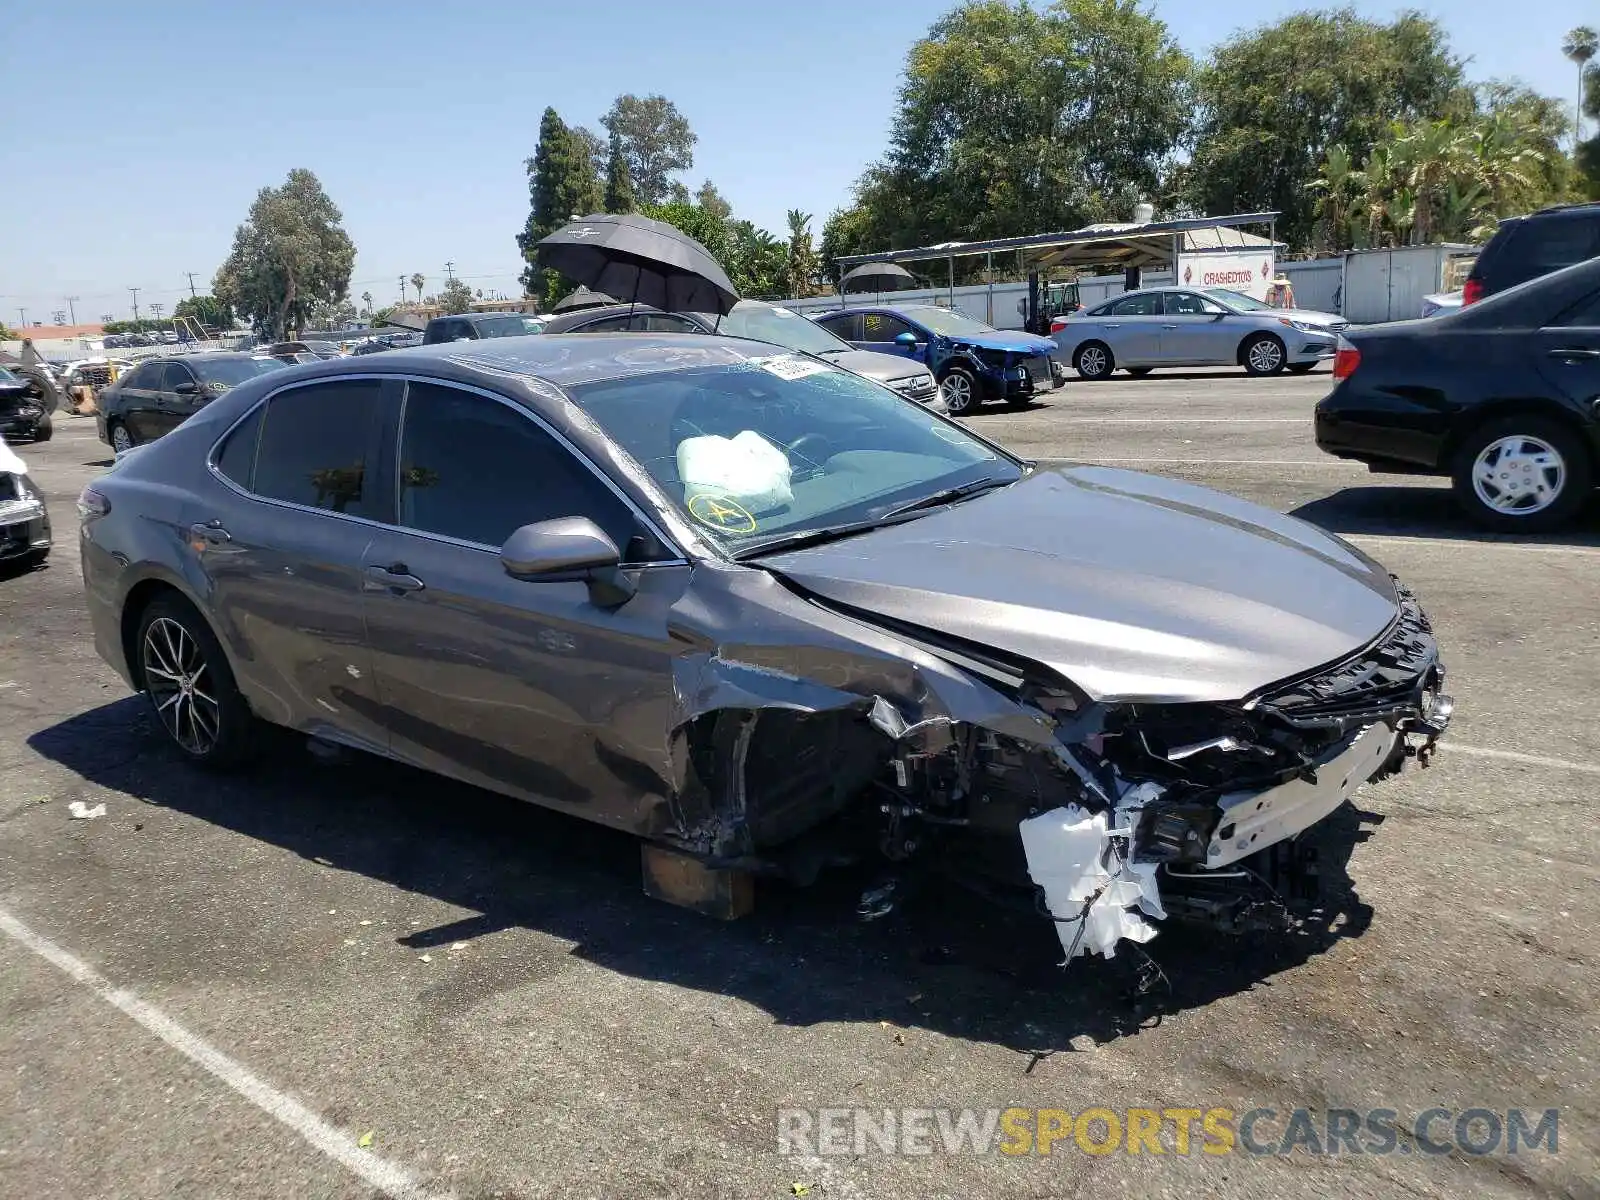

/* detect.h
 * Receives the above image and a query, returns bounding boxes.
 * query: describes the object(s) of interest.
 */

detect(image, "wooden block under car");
[640,844,754,920]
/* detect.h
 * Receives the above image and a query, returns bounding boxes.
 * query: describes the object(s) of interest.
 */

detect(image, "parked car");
[539,300,943,408]
[0,435,50,568]
[810,304,1060,414]
[422,311,546,344]
[78,335,1450,954]
[1316,255,1600,531]
[351,333,423,355]
[1421,291,1463,318]
[1463,201,1600,305]
[0,365,54,442]
[1054,286,1346,379]
[97,353,286,454]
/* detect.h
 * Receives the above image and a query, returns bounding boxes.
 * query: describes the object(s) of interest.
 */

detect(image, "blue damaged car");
[812,304,1062,415]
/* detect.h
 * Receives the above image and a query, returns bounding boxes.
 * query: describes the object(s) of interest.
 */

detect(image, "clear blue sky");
[1,0,1587,324]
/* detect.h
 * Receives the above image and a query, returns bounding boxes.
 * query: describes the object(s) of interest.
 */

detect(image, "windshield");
[715,303,852,355]
[192,358,286,388]
[568,355,1020,550]
[0,368,16,383]
[1204,288,1273,312]
[474,315,545,338]
[902,307,999,337]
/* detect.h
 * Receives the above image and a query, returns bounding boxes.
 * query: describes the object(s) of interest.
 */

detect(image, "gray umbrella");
[535,213,739,315]
[840,261,917,294]
[551,286,617,314]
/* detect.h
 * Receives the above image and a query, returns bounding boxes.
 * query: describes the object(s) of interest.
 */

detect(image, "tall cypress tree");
[603,130,636,214]
[517,107,602,299]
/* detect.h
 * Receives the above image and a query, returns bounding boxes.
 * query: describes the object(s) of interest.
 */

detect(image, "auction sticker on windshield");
[688,494,758,533]
[756,354,832,381]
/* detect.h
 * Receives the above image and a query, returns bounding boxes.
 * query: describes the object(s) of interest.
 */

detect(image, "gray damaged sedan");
[1056,286,1347,379]
[78,334,1451,961]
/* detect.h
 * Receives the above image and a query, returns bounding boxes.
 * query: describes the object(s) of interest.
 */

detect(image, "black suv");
[1465,202,1600,304]
[422,311,545,343]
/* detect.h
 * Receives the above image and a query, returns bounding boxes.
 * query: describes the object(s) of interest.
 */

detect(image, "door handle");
[363,563,425,593]
[1104,323,1121,329]
[1162,324,1179,329]
[1547,347,1600,362]
[188,521,231,545]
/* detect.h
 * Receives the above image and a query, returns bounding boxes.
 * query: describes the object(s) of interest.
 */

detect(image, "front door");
[152,361,202,437]
[360,378,687,830]
[1158,291,1233,364]
[1532,294,1600,430]
[859,311,926,364]
[195,377,394,752]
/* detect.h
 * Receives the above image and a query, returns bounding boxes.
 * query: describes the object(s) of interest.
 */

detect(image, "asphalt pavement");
[1,367,1595,1199]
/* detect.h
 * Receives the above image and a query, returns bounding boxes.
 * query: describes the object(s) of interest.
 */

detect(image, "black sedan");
[1316,256,1600,531]
[96,353,286,454]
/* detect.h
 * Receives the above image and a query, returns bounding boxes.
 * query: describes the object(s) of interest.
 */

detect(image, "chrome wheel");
[1471,435,1565,516]
[111,424,133,455]
[142,616,221,756]
[1076,345,1109,378]
[1246,337,1284,374]
[940,371,975,413]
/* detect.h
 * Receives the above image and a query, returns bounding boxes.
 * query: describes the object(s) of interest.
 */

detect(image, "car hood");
[764,465,1399,704]
[1281,307,1344,326]
[828,348,931,384]
[944,329,1058,355]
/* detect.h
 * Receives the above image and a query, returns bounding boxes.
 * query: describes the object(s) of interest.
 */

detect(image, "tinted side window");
[1549,288,1600,327]
[639,313,702,333]
[1164,292,1211,315]
[214,403,264,488]
[817,312,860,340]
[1523,218,1600,273]
[252,380,382,518]
[575,315,633,333]
[861,312,915,342]
[124,362,161,388]
[397,382,654,557]
[161,363,194,391]
[1110,293,1160,316]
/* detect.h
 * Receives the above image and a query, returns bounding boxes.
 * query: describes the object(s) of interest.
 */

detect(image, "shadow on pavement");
[1290,485,1600,545]
[30,698,1379,1054]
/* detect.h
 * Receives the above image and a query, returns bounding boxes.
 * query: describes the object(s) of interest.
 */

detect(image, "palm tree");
[785,210,816,299]
[409,273,425,305]
[1311,145,1358,251]
[1563,27,1599,149]
[361,290,373,316]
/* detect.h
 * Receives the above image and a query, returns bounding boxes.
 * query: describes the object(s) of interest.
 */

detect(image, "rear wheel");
[1241,333,1287,376]
[135,594,258,767]
[109,421,134,455]
[31,414,52,442]
[1074,342,1113,380]
[1451,415,1591,532]
[939,365,981,415]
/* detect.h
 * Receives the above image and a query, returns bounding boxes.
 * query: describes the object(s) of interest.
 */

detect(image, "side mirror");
[894,331,918,348]
[173,380,199,395]
[501,516,635,608]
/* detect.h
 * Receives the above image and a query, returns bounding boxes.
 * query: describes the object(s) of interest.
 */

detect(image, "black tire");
[1074,341,1114,380]
[134,593,258,767]
[1286,362,1318,375]
[1241,333,1287,376]
[31,414,52,442]
[1450,414,1592,533]
[938,365,981,415]
[108,420,135,455]
[1125,366,1153,377]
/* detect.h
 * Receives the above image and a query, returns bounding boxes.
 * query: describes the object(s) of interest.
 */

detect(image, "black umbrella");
[551,286,617,314]
[840,261,917,294]
[535,213,739,316]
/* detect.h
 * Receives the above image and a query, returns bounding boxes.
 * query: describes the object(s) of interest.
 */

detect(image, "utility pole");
[444,260,456,282]
[129,287,141,327]
[184,272,200,299]
[398,275,407,303]
[65,296,80,324]
[150,302,165,326]
[17,307,27,328]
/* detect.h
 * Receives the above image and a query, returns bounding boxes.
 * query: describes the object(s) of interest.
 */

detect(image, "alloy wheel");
[1077,346,1108,378]
[1247,338,1283,373]
[1471,435,1565,516]
[941,372,975,413]
[111,424,133,455]
[142,616,221,756]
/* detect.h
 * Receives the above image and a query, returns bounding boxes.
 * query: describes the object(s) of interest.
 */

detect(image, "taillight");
[1462,277,1484,305]
[1331,335,1361,380]
[76,486,110,520]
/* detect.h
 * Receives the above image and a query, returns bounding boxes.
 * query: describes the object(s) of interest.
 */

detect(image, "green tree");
[213,168,356,340]
[785,209,819,299]
[601,94,697,206]
[695,179,732,222]
[1185,9,1468,250]
[361,290,373,315]
[603,130,636,213]
[438,277,475,314]
[370,306,397,327]
[0,322,13,342]
[1564,27,1599,148]
[727,220,789,297]
[409,273,425,304]
[516,107,603,300]
[173,294,234,332]
[829,0,1192,256]
[639,201,733,267]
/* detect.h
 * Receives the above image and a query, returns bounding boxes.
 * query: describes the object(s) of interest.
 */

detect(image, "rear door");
[119,361,166,441]
[358,377,688,824]
[1531,288,1600,432]
[155,361,201,437]
[1095,292,1165,364]
[196,376,395,751]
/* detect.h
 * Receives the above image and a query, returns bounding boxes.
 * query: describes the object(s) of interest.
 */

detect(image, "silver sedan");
[1055,286,1347,379]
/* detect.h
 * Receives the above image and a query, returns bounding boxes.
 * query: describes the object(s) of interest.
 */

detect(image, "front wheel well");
[1441,400,1600,474]
[119,580,193,691]
[1236,330,1284,365]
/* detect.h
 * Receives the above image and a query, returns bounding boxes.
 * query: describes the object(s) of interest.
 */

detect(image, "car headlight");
[1280,318,1324,334]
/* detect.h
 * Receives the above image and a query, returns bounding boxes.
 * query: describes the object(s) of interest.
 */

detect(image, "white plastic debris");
[678,430,794,515]
[1019,803,1165,961]
[0,436,28,476]
[66,802,106,820]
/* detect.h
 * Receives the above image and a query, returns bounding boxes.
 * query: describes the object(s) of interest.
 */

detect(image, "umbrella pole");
[628,269,639,320]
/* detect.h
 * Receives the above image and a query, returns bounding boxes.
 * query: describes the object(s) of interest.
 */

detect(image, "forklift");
[1020,271,1083,335]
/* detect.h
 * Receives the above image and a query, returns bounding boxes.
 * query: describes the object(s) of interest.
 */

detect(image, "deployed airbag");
[677,430,794,514]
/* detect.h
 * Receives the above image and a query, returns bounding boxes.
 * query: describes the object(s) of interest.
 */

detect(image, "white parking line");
[0,906,448,1200]
[1059,418,1307,424]
[1082,457,1359,467]
[1447,744,1600,777]
[1345,534,1600,558]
